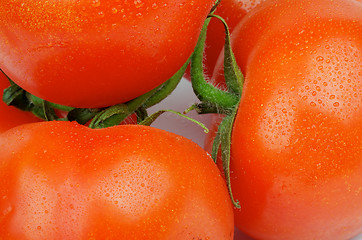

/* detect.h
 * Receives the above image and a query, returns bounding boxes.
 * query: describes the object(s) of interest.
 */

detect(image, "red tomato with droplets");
[209,0,362,239]
[0,121,234,239]
[0,0,214,108]
[0,72,40,133]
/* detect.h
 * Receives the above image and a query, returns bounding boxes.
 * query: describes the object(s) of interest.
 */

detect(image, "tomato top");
[0,0,215,108]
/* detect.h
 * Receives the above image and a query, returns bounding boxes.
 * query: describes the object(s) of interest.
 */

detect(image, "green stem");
[209,14,244,95]
[190,18,239,111]
[139,109,209,133]
[88,87,159,129]
[210,0,222,13]
[29,94,74,112]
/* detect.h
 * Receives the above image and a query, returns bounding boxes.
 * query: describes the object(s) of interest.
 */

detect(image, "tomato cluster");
[0,0,361,239]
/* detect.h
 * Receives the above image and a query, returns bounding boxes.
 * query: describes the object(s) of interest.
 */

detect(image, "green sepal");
[42,100,59,121]
[190,17,239,111]
[67,108,101,125]
[219,112,241,209]
[211,123,222,163]
[3,83,32,111]
[209,14,244,95]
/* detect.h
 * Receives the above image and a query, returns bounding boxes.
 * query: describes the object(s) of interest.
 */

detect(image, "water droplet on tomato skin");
[152,3,158,9]
[92,0,101,7]
[316,56,324,61]
[111,7,118,14]
[134,0,144,9]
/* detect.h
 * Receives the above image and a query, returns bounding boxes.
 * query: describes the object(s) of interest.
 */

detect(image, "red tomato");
[209,0,362,239]
[185,0,264,80]
[0,0,214,108]
[0,72,40,133]
[0,121,234,239]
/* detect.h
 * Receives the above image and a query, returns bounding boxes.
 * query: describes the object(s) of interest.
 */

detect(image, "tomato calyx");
[190,14,243,208]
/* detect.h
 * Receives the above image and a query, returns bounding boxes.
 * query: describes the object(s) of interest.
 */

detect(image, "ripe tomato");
[0,121,234,239]
[0,0,214,108]
[209,0,362,239]
[0,71,40,133]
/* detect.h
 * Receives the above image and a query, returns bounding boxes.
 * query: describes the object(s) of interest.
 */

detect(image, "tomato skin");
[0,0,214,108]
[0,121,234,239]
[0,72,40,133]
[210,0,362,239]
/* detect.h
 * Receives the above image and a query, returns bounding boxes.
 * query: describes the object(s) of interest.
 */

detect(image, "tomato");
[209,0,362,239]
[0,121,234,239]
[0,0,214,108]
[184,0,264,80]
[0,71,40,133]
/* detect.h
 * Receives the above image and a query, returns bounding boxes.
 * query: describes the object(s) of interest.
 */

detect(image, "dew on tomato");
[208,0,362,239]
[0,0,215,108]
[0,121,234,239]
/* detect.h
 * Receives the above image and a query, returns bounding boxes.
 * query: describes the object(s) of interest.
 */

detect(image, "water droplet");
[134,0,144,8]
[92,0,101,7]
[316,56,324,61]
